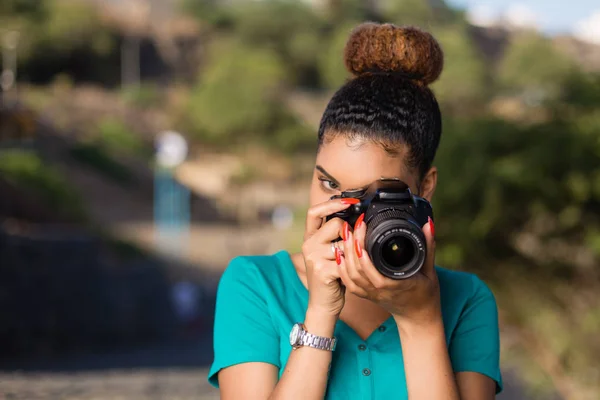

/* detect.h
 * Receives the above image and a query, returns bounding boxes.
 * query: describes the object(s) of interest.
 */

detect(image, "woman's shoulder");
[435,266,497,307]
[217,251,292,292]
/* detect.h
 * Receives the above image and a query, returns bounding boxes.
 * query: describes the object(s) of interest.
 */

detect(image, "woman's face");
[309,135,437,208]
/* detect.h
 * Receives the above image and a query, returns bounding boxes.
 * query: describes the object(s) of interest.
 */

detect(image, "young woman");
[208,22,502,399]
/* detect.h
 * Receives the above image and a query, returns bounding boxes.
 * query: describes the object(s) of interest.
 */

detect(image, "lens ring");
[365,218,427,280]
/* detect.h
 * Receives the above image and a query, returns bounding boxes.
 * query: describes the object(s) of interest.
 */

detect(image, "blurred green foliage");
[96,118,150,159]
[121,84,163,110]
[69,143,134,186]
[0,149,86,220]
[2,0,117,83]
[431,24,490,112]
[498,32,577,102]
[185,37,286,141]
[184,36,313,153]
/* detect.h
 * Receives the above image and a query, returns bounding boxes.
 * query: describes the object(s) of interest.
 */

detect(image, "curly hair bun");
[343,22,444,86]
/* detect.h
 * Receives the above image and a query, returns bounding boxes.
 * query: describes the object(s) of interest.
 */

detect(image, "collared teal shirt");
[208,251,503,398]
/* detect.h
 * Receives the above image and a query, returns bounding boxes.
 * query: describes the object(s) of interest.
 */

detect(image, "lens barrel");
[365,209,427,279]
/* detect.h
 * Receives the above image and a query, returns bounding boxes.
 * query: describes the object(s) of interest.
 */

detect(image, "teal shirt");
[208,251,503,398]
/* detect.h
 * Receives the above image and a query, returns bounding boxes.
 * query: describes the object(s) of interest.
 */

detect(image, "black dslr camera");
[326,179,433,279]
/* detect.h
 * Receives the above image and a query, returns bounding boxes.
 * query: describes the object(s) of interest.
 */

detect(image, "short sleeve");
[449,275,503,393]
[207,256,281,388]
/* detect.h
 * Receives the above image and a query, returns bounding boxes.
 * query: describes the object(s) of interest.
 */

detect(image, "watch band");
[295,323,337,351]
[300,330,337,351]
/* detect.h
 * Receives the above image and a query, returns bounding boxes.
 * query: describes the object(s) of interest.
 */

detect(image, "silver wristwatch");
[289,323,337,351]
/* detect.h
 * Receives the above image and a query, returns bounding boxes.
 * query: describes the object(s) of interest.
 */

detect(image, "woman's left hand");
[338,214,441,326]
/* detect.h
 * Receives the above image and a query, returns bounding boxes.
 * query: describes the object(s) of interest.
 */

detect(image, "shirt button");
[378,325,387,332]
[362,368,371,376]
[358,344,366,351]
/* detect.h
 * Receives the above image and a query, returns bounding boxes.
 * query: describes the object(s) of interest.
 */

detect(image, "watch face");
[289,323,301,345]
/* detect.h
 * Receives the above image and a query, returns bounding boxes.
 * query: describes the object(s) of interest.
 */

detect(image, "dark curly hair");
[318,22,444,182]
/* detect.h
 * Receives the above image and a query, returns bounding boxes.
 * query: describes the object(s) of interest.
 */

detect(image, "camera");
[326,179,433,280]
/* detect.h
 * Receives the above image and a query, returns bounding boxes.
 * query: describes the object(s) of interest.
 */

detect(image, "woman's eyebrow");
[315,165,340,185]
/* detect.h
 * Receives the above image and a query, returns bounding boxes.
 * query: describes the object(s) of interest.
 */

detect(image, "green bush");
[433,115,600,398]
[431,23,490,113]
[185,37,288,146]
[0,149,86,220]
[6,0,115,65]
[97,118,149,158]
[318,23,356,90]
[121,84,163,109]
[69,143,134,186]
[498,32,577,101]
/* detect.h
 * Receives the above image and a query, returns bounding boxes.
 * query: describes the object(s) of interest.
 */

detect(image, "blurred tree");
[2,0,118,84]
[197,0,326,87]
[0,0,47,20]
[318,23,356,90]
[434,115,600,399]
[498,32,577,103]
[184,37,287,145]
[324,0,379,24]
[431,23,490,114]
[557,71,600,111]
[379,0,460,27]
[380,0,434,26]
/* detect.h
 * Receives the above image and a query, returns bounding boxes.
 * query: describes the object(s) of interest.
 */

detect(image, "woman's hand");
[301,198,360,317]
[338,214,441,326]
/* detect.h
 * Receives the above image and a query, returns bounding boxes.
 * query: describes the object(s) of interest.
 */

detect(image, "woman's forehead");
[315,136,414,188]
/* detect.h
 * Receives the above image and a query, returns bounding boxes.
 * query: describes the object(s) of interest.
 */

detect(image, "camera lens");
[381,235,415,269]
[365,210,427,280]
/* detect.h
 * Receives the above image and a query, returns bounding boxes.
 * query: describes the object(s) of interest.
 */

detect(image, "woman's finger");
[421,217,436,279]
[352,219,388,289]
[305,198,360,239]
[338,254,369,298]
[312,217,346,244]
[342,228,376,291]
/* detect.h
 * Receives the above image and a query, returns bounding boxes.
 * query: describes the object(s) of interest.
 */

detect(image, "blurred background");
[1,0,599,399]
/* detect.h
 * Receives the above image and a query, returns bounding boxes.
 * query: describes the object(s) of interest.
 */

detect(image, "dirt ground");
[1,368,218,400]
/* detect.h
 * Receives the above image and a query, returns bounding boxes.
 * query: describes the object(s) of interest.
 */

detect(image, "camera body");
[326,179,433,279]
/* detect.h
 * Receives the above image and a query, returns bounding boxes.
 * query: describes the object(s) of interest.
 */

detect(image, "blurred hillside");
[1,1,600,399]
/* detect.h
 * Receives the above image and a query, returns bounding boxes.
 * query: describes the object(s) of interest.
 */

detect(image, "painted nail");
[354,213,365,230]
[343,222,350,241]
[341,198,360,205]
[335,248,342,265]
[354,239,363,258]
[428,216,435,237]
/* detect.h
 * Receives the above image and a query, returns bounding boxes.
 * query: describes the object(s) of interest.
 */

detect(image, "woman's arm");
[219,309,337,400]
[396,317,496,400]
[214,200,351,399]
[396,317,460,400]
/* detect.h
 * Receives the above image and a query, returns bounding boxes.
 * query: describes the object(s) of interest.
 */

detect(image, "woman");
[208,22,502,399]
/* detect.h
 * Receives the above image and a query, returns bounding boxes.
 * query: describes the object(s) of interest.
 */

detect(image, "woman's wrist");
[304,307,338,338]
[393,308,444,339]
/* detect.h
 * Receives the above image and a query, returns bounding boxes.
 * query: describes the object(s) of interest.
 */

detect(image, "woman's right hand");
[301,198,359,317]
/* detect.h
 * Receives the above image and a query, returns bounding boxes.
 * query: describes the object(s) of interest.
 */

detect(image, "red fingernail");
[354,239,362,258]
[354,213,365,230]
[343,222,350,241]
[335,248,341,265]
[428,217,435,237]
[341,198,360,205]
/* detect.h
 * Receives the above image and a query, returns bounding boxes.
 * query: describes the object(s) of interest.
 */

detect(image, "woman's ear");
[419,167,437,201]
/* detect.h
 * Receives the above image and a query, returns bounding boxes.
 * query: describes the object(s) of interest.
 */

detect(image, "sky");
[447,0,600,43]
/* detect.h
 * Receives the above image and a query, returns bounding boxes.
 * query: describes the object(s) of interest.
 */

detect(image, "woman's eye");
[319,178,339,191]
